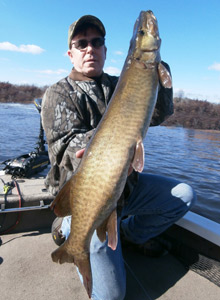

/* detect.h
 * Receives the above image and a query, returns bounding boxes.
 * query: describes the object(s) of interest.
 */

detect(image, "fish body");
[51,10,172,298]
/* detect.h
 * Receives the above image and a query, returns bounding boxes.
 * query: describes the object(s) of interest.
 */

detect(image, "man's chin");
[83,68,102,78]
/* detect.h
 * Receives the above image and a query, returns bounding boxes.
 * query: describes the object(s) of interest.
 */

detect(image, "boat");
[0,100,220,299]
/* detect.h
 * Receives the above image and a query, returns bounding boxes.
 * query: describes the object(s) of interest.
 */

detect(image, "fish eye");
[139,30,145,36]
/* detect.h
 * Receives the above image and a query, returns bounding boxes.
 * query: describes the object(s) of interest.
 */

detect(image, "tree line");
[0,81,47,104]
[163,97,220,131]
[0,81,219,131]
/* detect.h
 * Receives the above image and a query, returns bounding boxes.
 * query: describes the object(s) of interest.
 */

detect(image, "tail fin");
[51,241,75,263]
[51,242,92,298]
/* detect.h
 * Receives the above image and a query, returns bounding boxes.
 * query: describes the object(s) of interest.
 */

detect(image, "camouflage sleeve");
[41,80,94,175]
[150,61,173,126]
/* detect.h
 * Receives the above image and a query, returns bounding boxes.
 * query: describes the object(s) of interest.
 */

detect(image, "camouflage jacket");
[41,64,173,196]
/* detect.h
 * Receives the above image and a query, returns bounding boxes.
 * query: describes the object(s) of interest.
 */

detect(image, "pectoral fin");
[132,140,144,173]
[107,209,118,250]
[50,179,72,217]
[158,63,172,89]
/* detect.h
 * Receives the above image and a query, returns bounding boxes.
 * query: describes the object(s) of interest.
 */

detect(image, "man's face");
[68,27,107,77]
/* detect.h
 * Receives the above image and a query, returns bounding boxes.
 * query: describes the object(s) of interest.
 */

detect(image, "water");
[143,126,220,223]
[0,103,219,224]
[0,103,40,160]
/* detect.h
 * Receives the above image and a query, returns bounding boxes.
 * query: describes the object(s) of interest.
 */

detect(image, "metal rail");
[0,200,51,213]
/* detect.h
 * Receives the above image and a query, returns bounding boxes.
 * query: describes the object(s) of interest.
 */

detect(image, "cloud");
[104,66,121,76]
[208,62,220,71]
[36,69,69,75]
[0,42,45,54]
[114,50,124,56]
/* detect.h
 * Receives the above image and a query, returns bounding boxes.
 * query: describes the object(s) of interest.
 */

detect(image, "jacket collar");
[68,68,103,82]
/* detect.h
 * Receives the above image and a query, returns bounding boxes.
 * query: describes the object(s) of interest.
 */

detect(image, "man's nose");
[86,43,94,53]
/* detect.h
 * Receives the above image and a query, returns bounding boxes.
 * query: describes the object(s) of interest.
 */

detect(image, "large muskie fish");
[51,10,172,298]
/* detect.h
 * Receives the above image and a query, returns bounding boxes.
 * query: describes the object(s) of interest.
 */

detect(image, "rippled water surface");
[143,126,220,223]
[0,103,219,223]
[0,103,40,160]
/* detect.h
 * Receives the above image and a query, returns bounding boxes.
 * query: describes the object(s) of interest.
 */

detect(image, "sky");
[0,0,220,103]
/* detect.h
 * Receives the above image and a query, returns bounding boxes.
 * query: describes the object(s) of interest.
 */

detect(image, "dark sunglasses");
[71,37,105,50]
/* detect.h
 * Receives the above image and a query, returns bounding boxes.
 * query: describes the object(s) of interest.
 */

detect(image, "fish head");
[129,10,161,64]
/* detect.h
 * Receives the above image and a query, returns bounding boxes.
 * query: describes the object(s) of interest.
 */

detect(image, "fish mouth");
[141,46,160,52]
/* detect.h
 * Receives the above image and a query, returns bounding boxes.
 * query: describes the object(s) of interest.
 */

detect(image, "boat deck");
[1,229,220,300]
[0,168,55,233]
[0,169,220,299]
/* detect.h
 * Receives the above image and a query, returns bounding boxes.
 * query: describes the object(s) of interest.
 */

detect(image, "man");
[41,15,196,300]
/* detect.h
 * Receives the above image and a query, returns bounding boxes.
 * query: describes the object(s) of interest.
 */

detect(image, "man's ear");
[67,50,72,58]
[67,50,74,64]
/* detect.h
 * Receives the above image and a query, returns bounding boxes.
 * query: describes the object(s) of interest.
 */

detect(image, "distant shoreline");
[0,100,34,104]
[162,97,220,131]
[164,125,220,133]
[1,81,220,131]
[0,81,47,105]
